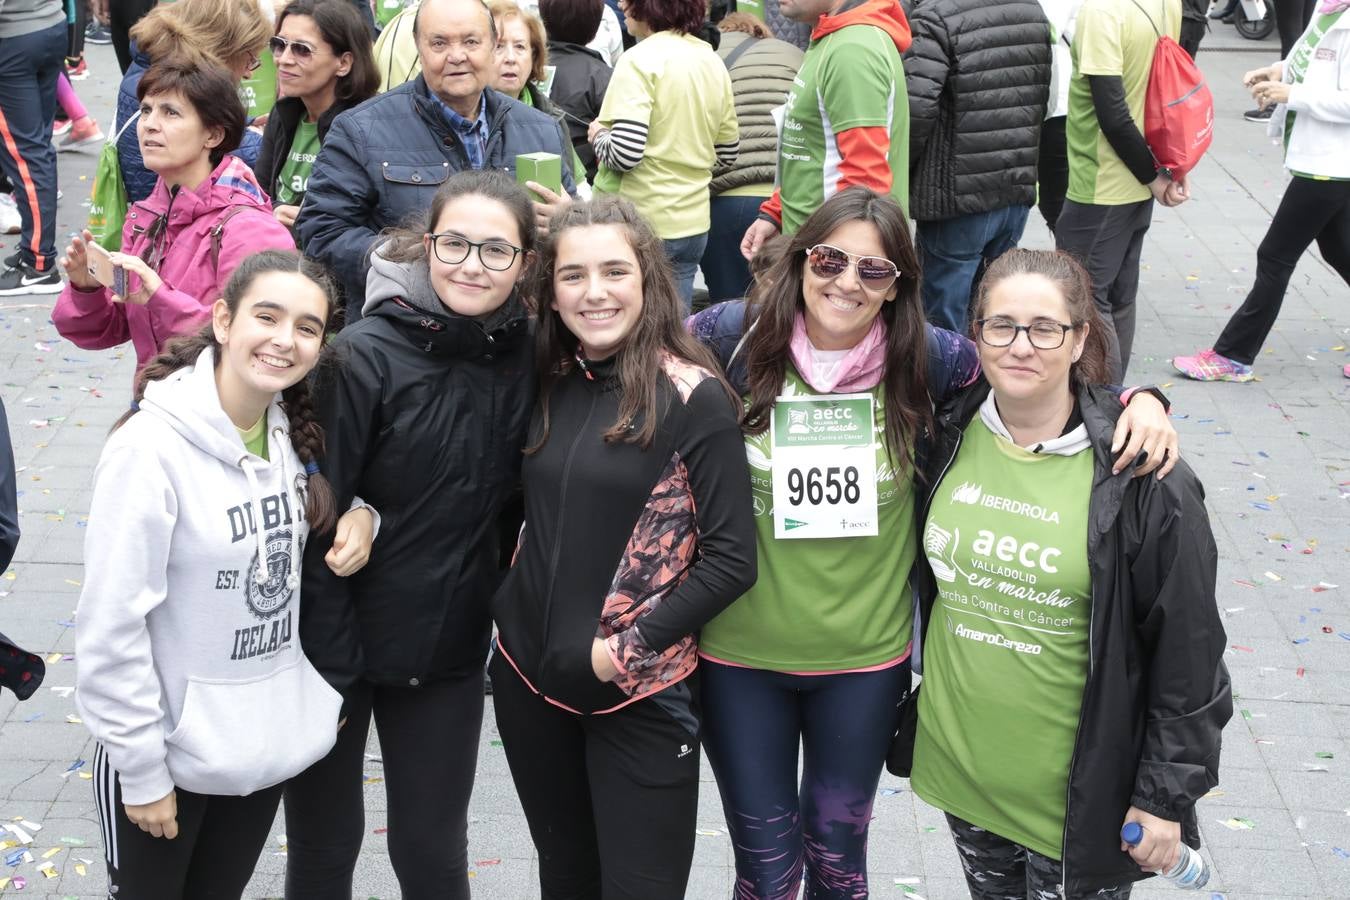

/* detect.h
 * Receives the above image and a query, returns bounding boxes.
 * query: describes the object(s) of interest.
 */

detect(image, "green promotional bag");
[239,48,278,118]
[87,111,139,251]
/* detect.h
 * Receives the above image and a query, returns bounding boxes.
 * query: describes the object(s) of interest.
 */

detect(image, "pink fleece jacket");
[54,156,294,374]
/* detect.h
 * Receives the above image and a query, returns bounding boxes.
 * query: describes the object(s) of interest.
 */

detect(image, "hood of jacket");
[362,241,530,359]
[812,0,912,50]
[140,154,274,225]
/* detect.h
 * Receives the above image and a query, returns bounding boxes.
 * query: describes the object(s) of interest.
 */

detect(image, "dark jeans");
[1038,117,1069,234]
[1276,0,1317,58]
[702,193,766,302]
[282,671,484,900]
[1215,176,1350,365]
[93,743,283,900]
[917,204,1030,334]
[1055,198,1155,382]
[945,813,1133,900]
[700,657,911,900]
[663,232,709,313]
[0,21,65,271]
[490,651,701,900]
[110,0,157,73]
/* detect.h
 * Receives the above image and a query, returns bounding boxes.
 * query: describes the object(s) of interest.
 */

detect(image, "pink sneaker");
[1343,363,1349,379]
[1172,349,1255,382]
[55,117,104,152]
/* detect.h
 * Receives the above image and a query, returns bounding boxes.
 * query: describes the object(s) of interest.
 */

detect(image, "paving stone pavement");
[1,31,1347,900]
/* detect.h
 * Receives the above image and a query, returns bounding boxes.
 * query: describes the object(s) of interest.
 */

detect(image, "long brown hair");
[530,196,735,451]
[742,186,931,470]
[972,248,1110,388]
[114,250,341,533]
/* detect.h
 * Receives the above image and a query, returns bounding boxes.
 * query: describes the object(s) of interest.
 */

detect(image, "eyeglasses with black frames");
[426,233,524,271]
[975,317,1076,350]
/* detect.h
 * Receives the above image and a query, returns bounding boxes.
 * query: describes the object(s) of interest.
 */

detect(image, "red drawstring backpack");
[1130,0,1214,178]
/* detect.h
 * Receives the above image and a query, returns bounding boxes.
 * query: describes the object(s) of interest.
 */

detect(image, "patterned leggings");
[946,814,1133,900]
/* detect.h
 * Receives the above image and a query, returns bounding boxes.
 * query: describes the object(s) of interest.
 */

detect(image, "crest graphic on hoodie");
[245,528,298,620]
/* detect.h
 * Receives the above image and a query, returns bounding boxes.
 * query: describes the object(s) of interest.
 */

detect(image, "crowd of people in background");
[1,0,1347,896]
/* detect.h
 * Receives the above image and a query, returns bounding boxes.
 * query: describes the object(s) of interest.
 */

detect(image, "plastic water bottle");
[1120,822,1211,889]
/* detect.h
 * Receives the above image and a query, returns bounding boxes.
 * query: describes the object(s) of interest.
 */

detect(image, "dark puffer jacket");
[296,77,576,317]
[710,31,804,196]
[902,0,1052,221]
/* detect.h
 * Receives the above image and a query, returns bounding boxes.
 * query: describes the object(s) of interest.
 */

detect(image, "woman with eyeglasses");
[255,0,379,240]
[908,248,1230,899]
[55,60,295,380]
[686,187,1179,898]
[111,0,275,205]
[283,170,537,900]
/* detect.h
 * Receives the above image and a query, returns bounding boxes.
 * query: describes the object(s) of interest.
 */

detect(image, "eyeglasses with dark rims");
[426,233,524,271]
[975,317,1076,350]
[805,243,899,292]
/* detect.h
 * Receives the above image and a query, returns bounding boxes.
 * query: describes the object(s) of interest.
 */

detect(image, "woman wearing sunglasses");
[909,248,1230,899]
[254,0,379,239]
[687,187,1179,898]
[284,171,537,900]
[56,61,295,380]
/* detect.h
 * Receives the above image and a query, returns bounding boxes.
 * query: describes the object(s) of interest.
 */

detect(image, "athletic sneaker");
[65,57,89,81]
[1343,363,1350,379]
[0,195,20,236]
[55,117,104,152]
[52,117,71,139]
[85,22,112,44]
[1244,106,1273,123]
[1172,349,1255,383]
[0,261,62,295]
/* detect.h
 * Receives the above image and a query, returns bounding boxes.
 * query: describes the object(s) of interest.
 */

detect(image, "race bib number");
[770,393,878,539]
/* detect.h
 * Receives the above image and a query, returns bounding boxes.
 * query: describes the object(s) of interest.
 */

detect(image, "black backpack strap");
[721,35,761,70]
[210,207,252,271]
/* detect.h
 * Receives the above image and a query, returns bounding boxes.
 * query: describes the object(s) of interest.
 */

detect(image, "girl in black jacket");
[491,197,757,899]
[908,249,1231,899]
[254,0,378,238]
[286,171,538,900]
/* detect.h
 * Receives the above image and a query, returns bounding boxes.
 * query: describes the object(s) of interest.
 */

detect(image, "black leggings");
[282,670,484,900]
[489,651,702,900]
[110,0,156,73]
[1276,0,1316,58]
[92,744,283,899]
[1215,176,1350,365]
[67,0,86,61]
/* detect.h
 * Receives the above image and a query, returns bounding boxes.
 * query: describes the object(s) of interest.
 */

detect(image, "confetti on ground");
[1233,579,1257,588]
[1312,582,1339,592]
[1315,751,1335,759]
[1263,571,1282,582]
[474,858,501,866]
[695,829,722,836]
[1218,817,1256,830]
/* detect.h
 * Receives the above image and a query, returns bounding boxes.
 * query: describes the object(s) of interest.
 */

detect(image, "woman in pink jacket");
[56,60,294,375]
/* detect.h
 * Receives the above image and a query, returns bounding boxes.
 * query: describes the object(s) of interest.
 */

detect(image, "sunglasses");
[269,36,321,62]
[806,244,899,291]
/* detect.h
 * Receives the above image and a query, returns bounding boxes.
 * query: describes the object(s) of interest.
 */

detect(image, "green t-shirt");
[1065,0,1180,206]
[911,417,1093,860]
[275,119,321,207]
[1285,11,1347,181]
[777,23,909,232]
[594,31,738,238]
[698,367,916,670]
[238,415,269,461]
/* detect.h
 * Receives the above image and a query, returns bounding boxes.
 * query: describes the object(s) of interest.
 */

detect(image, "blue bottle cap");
[1121,822,1144,846]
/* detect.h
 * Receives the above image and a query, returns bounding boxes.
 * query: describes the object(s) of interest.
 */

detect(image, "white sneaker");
[0,194,20,235]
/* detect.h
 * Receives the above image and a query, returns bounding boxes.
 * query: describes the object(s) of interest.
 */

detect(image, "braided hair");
[113,250,340,533]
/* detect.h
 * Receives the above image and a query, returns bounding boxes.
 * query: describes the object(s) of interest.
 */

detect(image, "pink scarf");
[1320,0,1350,12]
[788,312,888,393]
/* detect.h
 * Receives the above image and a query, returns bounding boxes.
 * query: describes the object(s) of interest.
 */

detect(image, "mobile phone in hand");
[86,242,127,296]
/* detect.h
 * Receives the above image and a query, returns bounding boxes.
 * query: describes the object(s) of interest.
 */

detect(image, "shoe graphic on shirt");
[1172,349,1255,383]
[924,522,961,584]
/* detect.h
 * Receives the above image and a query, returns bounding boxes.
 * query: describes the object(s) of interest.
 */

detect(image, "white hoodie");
[1270,11,1350,180]
[75,348,341,805]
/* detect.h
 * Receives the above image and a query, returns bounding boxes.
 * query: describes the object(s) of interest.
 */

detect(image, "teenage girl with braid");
[75,250,375,900]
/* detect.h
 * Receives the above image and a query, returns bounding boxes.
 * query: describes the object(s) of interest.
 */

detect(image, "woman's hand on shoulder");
[124,790,178,839]
[325,506,374,577]
[1120,806,1181,873]
[1112,392,1178,480]
[273,204,301,229]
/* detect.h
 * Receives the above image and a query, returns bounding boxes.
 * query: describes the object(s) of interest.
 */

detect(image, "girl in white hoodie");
[76,249,374,899]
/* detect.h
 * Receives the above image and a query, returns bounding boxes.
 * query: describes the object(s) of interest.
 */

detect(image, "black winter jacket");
[545,40,611,183]
[493,355,756,714]
[299,257,535,697]
[911,380,1232,895]
[253,96,360,218]
[902,0,1052,221]
[297,78,576,318]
